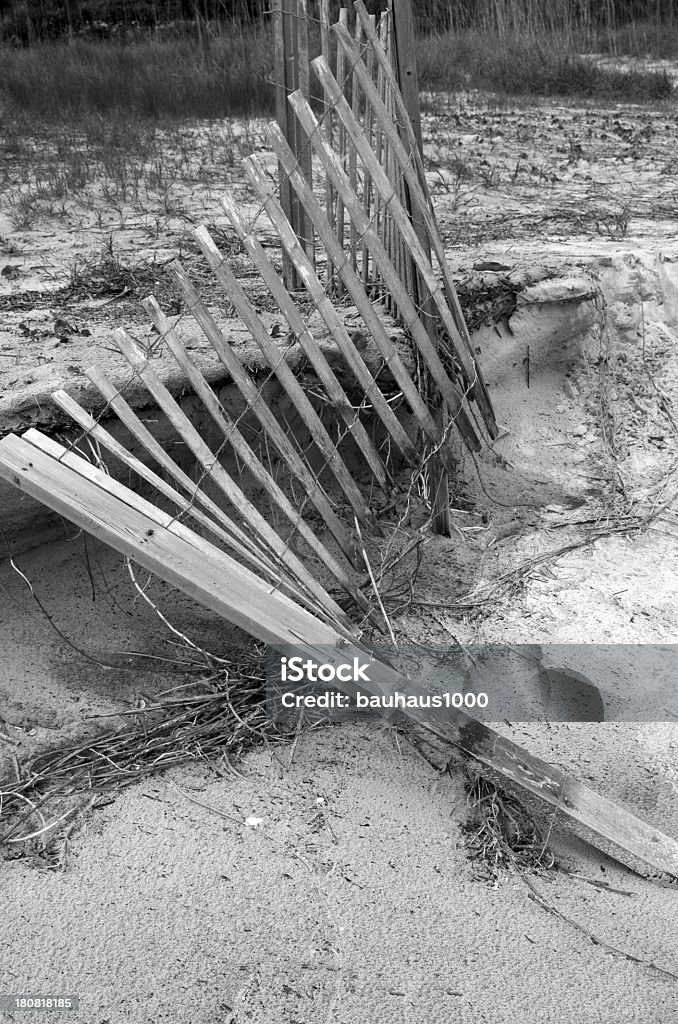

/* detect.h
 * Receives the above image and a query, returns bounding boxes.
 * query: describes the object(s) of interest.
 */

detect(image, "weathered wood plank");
[20,428,313,615]
[319,0,335,286]
[63,371,277,572]
[272,0,296,290]
[334,6,349,298]
[50,389,285,585]
[349,12,361,277]
[374,10,389,302]
[294,0,314,266]
[385,0,437,347]
[426,718,678,882]
[389,0,423,154]
[0,433,345,646]
[361,13,376,287]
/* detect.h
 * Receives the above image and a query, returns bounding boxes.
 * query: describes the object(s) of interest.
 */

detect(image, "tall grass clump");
[592,17,678,58]
[416,29,675,99]
[1,1,676,125]
[415,0,677,99]
[415,0,678,51]
[0,23,275,120]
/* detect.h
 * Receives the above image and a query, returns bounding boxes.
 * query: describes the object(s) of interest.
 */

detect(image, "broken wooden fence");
[1,0,675,881]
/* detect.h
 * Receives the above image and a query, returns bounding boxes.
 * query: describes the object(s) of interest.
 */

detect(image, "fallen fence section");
[0,429,677,883]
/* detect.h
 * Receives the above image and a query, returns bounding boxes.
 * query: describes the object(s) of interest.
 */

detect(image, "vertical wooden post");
[295,0,314,269]
[385,28,399,319]
[334,6,349,298]
[390,0,452,534]
[374,10,388,304]
[381,8,393,313]
[361,14,376,287]
[390,0,429,308]
[349,13,362,277]
[272,0,296,289]
[273,0,313,290]
[320,0,335,289]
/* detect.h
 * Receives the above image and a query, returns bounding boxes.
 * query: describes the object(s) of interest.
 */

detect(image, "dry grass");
[0,644,273,870]
[0,105,262,266]
[1,8,675,139]
[417,30,674,100]
[0,27,274,119]
[460,767,556,883]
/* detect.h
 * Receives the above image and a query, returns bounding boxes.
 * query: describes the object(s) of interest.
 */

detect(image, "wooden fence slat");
[285,90,482,453]
[21,428,318,612]
[265,123,458,474]
[361,14,376,287]
[374,11,389,302]
[389,0,429,308]
[0,433,346,646]
[50,389,285,585]
[349,12,362,276]
[385,26,401,319]
[167,259,371,547]
[389,0,424,164]
[295,0,314,266]
[112,326,350,624]
[193,219,390,497]
[73,369,270,562]
[283,0,303,273]
[390,2,450,532]
[242,155,425,468]
[427,718,678,882]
